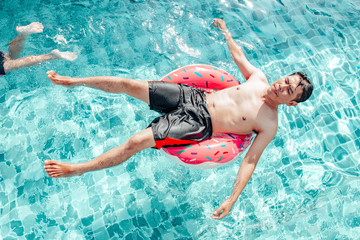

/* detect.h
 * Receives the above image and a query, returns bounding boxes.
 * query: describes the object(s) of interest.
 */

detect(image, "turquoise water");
[0,0,359,239]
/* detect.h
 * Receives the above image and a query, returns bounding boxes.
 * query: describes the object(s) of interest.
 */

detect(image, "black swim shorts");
[148,81,213,149]
[0,51,6,76]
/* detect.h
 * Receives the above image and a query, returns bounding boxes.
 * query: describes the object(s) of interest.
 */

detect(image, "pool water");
[0,0,359,239]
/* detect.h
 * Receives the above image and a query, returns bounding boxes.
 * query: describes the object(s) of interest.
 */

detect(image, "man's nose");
[279,83,288,90]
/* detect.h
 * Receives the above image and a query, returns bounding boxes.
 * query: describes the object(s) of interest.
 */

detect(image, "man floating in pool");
[0,22,77,77]
[43,19,313,219]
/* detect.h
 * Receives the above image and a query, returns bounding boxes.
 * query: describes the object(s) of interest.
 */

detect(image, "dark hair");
[290,72,313,103]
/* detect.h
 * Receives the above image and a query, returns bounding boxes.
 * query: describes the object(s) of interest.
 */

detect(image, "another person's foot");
[50,49,77,61]
[44,160,83,178]
[47,70,79,86]
[16,22,44,36]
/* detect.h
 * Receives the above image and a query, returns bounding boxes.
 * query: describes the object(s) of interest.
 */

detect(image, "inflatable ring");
[160,65,253,169]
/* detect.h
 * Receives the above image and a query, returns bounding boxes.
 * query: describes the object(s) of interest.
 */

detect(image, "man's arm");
[212,18,261,80]
[211,130,275,220]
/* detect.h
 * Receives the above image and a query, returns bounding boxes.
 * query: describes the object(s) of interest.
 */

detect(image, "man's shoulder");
[248,70,267,81]
[246,71,269,87]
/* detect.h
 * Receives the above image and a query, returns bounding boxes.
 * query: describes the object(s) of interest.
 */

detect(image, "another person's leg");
[8,22,44,59]
[4,50,77,73]
[3,22,77,73]
[47,70,151,104]
[44,127,156,178]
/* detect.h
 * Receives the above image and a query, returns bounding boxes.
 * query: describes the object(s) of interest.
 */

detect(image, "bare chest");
[207,86,271,134]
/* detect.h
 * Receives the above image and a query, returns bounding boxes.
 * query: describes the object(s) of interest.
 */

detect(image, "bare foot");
[50,49,77,61]
[44,160,83,178]
[16,22,44,36]
[47,70,79,86]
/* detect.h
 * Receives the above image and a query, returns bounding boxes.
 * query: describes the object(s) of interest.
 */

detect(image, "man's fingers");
[212,20,219,28]
[217,210,229,220]
[212,18,222,27]
[211,209,219,216]
[213,206,223,214]
[211,211,226,220]
[211,206,225,218]
[211,207,230,220]
[210,211,221,219]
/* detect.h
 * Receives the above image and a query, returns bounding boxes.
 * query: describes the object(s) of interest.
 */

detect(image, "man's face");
[270,74,304,106]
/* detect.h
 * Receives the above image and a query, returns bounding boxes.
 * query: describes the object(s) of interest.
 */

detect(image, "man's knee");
[123,79,148,92]
[125,130,155,152]
[127,135,144,148]
[3,59,15,72]
[120,79,150,104]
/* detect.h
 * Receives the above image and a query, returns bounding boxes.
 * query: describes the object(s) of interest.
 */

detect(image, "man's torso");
[206,75,278,136]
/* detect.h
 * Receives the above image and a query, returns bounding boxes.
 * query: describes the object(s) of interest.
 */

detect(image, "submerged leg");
[43,127,156,178]
[46,70,151,104]
[8,22,44,59]
[3,49,77,73]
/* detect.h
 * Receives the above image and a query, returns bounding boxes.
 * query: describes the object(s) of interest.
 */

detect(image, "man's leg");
[46,70,151,104]
[4,49,77,73]
[8,22,44,60]
[44,127,156,178]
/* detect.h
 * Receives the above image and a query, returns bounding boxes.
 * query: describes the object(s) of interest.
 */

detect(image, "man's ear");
[286,101,298,107]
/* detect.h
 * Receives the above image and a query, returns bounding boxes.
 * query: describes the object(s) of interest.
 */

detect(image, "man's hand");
[212,18,227,31]
[212,18,231,40]
[211,198,234,220]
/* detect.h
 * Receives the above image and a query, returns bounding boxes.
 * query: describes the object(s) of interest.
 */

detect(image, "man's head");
[290,72,313,103]
[270,72,313,106]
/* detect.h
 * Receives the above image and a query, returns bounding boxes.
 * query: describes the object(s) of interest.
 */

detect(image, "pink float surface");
[162,133,253,165]
[160,64,240,92]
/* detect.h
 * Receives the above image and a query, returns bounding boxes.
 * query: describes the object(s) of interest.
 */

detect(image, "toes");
[44,167,57,173]
[46,70,55,76]
[46,170,62,178]
[44,166,59,171]
[44,160,58,165]
[47,71,57,80]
